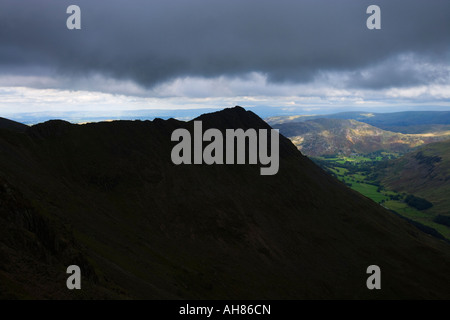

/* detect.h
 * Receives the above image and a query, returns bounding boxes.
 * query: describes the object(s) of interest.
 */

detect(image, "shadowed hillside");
[376,139,450,218]
[0,117,28,133]
[0,106,450,299]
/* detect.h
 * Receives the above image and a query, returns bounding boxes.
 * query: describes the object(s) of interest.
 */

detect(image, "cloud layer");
[0,0,449,113]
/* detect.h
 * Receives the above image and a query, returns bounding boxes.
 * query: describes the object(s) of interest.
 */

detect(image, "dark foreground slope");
[0,117,28,133]
[0,106,449,299]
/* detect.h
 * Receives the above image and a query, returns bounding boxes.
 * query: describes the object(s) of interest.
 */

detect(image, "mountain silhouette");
[0,117,28,133]
[0,106,449,299]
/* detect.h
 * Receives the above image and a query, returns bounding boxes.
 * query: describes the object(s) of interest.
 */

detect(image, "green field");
[312,152,450,241]
[384,200,450,240]
[351,182,388,203]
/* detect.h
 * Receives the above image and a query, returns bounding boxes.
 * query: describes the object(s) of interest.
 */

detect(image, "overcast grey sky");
[0,0,449,117]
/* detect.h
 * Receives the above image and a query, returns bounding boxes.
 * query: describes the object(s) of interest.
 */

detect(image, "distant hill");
[376,139,450,217]
[273,118,450,156]
[267,111,450,134]
[1,107,450,299]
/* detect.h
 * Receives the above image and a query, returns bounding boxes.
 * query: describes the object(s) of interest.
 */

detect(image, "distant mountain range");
[272,118,450,157]
[1,107,450,299]
[269,111,450,242]
[267,111,450,134]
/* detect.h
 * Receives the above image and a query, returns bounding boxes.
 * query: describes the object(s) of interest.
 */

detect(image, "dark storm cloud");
[0,0,449,90]
[347,54,450,89]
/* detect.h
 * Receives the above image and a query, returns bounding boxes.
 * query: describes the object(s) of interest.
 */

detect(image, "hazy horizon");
[4,105,450,126]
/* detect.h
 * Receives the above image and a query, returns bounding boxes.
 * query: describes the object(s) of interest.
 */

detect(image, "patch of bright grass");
[384,200,450,240]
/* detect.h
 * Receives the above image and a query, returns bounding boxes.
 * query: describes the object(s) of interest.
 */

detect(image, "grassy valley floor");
[312,152,450,241]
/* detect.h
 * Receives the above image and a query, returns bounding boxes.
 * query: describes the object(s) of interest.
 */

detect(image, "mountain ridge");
[0,107,449,299]
[0,117,29,133]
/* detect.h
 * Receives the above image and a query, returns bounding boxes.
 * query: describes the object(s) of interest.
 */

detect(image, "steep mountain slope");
[376,139,450,217]
[0,106,450,299]
[0,177,118,299]
[0,117,28,133]
[273,118,449,156]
